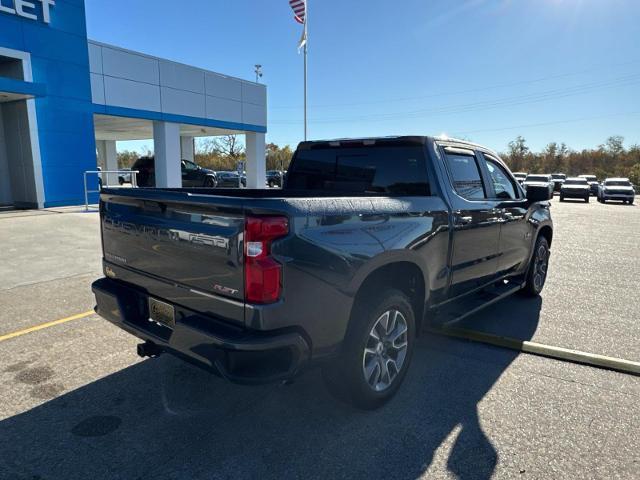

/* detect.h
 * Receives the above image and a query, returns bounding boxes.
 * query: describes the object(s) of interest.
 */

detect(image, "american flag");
[289,0,306,24]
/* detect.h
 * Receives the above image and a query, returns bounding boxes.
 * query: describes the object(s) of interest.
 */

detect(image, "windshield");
[526,175,549,182]
[580,175,597,181]
[604,180,632,187]
[551,174,566,180]
[564,179,588,185]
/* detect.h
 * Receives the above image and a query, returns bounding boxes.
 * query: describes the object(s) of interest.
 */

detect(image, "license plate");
[148,297,175,328]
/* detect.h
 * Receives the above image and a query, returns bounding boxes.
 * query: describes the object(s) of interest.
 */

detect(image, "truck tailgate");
[100,190,245,307]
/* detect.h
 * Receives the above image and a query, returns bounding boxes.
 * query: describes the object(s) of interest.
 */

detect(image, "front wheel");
[322,290,415,409]
[585,196,590,203]
[559,195,564,202]
[521,236,550,297]
[204,176,216,188]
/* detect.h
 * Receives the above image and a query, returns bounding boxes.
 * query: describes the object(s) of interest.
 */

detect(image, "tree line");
[116,134,640,185]
[117,135,294,172]
[500,135,640,184]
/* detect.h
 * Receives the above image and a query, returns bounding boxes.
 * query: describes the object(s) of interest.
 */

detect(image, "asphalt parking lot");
[0,199,638,479]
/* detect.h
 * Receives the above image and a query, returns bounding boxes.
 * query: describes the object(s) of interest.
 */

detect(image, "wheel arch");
[203,174,217,186]
[349,260,427,337]
[537,224,553,247]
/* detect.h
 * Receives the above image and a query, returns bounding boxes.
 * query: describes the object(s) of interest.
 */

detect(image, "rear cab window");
[286,144,431,195]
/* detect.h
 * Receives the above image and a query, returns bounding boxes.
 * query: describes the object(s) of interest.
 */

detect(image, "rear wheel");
[322,289,415,409]
[559,195,564,202]
[521,236,550,297]
[204,176,216,188]
[585,195,589,203]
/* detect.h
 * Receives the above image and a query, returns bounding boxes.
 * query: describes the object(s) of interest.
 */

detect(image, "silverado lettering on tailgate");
[103,217,231,251]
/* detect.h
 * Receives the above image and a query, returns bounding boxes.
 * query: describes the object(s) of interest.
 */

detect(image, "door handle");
[457,215,473,225]
[503,211,513,218]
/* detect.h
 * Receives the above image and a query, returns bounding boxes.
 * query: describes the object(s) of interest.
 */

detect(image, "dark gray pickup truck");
[92,136,553,409]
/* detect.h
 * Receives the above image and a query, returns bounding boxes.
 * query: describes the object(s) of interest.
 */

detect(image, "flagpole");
[303,2,308,141]
[304,44,307,141]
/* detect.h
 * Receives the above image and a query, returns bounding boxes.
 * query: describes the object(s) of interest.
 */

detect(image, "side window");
[183,160,198,171]
[444,152,486,200]
[482,157,517,200]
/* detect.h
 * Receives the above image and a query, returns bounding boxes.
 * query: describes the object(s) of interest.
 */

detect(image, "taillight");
[244,216,289,304]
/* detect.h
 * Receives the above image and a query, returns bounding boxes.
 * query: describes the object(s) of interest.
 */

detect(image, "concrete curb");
[428,326,640,376]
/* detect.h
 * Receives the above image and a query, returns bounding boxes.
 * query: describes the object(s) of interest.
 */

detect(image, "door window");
[182,160,198,171]
[482,158,518,200]
[443,152,486,200]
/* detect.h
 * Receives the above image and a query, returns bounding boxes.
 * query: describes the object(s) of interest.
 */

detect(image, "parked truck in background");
[92,136,553,409]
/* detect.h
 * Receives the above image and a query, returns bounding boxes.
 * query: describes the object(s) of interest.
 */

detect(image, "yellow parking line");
[0,310,94,343]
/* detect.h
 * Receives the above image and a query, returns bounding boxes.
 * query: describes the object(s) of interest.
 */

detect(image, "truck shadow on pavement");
[0,296,541,480]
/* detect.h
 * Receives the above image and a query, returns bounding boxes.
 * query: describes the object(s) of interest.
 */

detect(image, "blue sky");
[85,0,640,153]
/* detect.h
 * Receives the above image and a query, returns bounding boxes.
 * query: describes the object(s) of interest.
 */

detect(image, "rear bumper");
[601,193,634,201]
[92,277,310,384]
[560,190,589,198]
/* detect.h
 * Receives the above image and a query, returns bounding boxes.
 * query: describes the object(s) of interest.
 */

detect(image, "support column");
[96,140,118,186]
[245,132,266,189]
[180,136,195,162]
[96,140,106,168]
[153,121,181,188]
[104,140,118,186]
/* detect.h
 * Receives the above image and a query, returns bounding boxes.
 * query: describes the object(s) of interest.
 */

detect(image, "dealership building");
[0,0,267,208]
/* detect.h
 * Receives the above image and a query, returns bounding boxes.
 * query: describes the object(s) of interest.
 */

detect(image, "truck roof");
[296,136,427,149]
[296,135,501,157]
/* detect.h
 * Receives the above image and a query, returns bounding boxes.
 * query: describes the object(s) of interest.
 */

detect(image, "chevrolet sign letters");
[0,0,55,24]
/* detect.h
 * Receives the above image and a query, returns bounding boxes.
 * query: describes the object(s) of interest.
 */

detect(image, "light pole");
[254,64,263,83]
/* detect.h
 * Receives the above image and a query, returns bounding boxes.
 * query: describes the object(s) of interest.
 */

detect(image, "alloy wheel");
[533,243,549,291]
[362,309,409,392]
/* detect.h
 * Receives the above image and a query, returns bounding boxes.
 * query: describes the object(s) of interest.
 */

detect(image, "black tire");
[322,289,416,410]
[559,195,564,202]
[585,196,589,203]
[204,176,216,188]
[521,236,550,297]
[268,180,275,188]
[118,177,125,185]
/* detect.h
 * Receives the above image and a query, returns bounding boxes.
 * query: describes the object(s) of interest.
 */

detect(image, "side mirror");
[526,184,552,202]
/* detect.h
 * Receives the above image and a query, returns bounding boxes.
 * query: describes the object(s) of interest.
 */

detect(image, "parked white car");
[597,178,635,204]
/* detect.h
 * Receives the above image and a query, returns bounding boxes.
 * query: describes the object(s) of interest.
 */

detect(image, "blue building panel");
[0,77,46,97]
[0,15,26,51]
[42,0,88,37]
[0,0,96,207]
[30,57,92,101]
[34,96,94,134]
[23,23,91,67]
[1,0,267,208]
[95,104,268,134]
